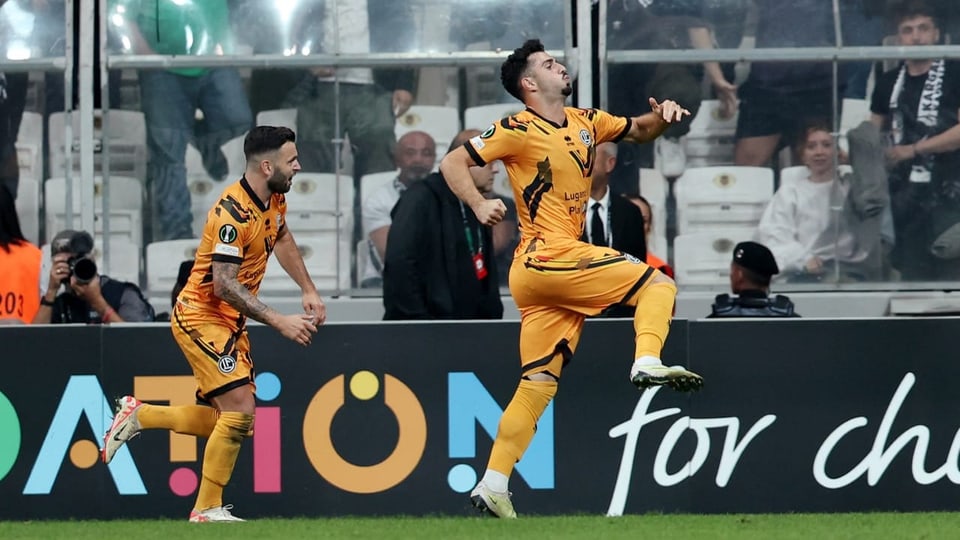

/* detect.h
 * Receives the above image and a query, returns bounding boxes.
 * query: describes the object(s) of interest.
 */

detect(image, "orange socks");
[487,379,558,476]
[633,281,677,359]
[136,404,219,437]
[193,412,254,511]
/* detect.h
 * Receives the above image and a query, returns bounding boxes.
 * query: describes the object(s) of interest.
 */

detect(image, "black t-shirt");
[871,61,960,198]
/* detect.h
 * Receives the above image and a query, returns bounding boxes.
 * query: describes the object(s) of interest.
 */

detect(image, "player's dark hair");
[244,126,296,162]
[501,39,545,101]
[0,183,27,253]
[890,0,940,30]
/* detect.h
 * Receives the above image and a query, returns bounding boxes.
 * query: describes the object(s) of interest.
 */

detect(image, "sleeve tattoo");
[212,261,278,325]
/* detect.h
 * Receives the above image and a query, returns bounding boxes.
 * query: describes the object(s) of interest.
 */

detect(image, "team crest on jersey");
[218,355,237,374]
[578,129,592,146]
[219,224,238,243]
[481,125,496,138]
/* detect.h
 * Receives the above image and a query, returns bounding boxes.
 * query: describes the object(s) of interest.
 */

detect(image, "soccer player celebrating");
[439,39,703,518]
[101,126,325,522]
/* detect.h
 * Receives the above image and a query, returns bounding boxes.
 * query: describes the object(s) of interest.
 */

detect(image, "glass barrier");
[1,2,70,294]
[96,0,568,298]
[72,0,960,300]
[604,0,960,293]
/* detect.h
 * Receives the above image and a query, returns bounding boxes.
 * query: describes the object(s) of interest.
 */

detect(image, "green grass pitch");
[2,513,960,539]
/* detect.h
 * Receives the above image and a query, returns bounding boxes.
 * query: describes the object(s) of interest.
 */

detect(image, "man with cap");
[708,240,799,318]
[32,230,155,324]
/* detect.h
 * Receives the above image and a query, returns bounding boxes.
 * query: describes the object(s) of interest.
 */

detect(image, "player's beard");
[561,84,573,97]
[267,169,292,194]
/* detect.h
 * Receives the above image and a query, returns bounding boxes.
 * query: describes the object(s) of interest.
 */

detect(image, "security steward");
[708,241,799,318]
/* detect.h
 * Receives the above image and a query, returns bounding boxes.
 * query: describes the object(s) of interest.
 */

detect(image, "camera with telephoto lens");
[61,232,98,285]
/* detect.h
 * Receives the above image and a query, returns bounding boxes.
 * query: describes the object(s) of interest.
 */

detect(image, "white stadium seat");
[673,229,756,287]
[261,234,351,293]
[683,99,739,168]
[256,108,298,130]
[674,166,774,234]
[284,172,355,236]
[16,111,42,181]
[48,109,147,181]
[146,239,200,295]
[463,103,524,130]
[395,105,460,166]
[221,134,248,181]
[44,175,144,246]
[638,168,668,258]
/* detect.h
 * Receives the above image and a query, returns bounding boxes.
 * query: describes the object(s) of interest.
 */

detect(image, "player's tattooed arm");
[212,261,281,326]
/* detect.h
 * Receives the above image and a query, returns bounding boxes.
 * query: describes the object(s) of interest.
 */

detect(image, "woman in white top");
[755,124,872,282]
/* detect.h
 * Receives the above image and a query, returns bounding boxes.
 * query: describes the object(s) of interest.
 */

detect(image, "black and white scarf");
[889,59,945,183]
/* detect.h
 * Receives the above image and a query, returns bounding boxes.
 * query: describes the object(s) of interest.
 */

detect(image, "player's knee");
[525,372,557,382]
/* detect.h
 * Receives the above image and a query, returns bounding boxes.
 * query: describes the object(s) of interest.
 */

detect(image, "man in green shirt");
[108,0,252,240]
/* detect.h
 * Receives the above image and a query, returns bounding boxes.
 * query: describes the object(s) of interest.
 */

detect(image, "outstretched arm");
[621,98,690,144]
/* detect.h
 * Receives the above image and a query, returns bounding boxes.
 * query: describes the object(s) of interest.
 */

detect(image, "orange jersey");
[178,177,287,329]
[465,107,629,250]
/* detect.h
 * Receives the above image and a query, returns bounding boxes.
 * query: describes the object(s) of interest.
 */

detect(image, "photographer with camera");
[32,230,155,324]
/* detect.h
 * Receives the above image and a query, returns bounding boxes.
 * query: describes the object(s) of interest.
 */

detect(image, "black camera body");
[59,231,98,285]
[66,256,98,285]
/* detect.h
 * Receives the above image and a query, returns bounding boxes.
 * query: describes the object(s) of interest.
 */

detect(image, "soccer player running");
[101,126,325,522]
[439,39,703,518]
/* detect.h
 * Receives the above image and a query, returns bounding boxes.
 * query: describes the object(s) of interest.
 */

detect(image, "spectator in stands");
[755,123,885,282]
[624,192,674,278]
[708,241,799,318]
[276,0,417,177]
[581,142,647,261]
[108,0,252,241]
[382,130,503,320]
[870,0,960,281]
[33,229,154,324]
[733,0,836,167]
[840,0,887,99]
[0,184,40,324]
[606,0,738,187]
[360,130,436,287]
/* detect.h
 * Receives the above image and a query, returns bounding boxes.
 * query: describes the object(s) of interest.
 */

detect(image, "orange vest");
[0,241,42,324]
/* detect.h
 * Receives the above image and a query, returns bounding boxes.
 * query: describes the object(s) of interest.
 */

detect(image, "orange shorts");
[171,303,256,401]
[509,239,658,379]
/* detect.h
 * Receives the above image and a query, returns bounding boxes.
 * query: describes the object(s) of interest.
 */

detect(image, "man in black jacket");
[709,241,799,318]
[581,142,647,261]
[382,130,503,320]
